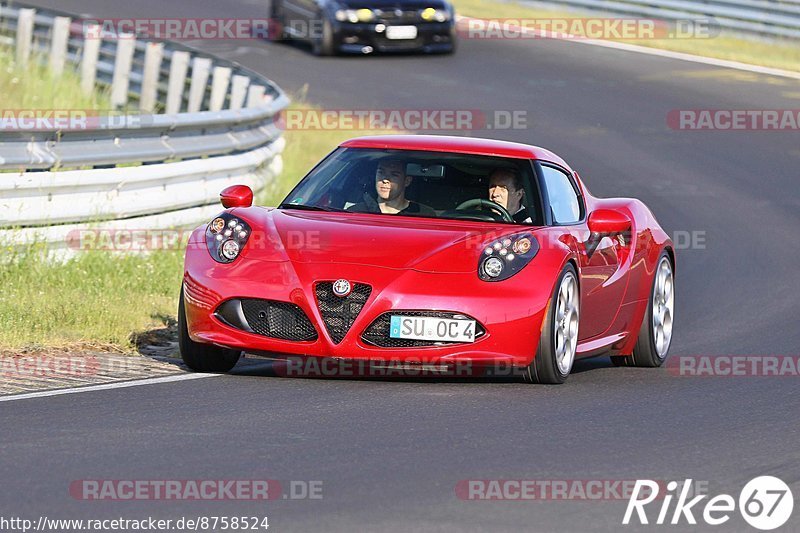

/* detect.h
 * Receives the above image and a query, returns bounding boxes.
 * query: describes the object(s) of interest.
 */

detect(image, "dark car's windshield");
[280,148,541,225]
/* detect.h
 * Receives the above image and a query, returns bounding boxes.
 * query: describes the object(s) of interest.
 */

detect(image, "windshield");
[280,148,542,225]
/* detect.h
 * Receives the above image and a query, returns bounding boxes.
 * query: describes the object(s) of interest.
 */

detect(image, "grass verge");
[0,249,185,351]
[452,0,800,73]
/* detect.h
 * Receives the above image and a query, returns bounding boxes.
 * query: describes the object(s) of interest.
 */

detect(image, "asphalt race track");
[5,0,800,531]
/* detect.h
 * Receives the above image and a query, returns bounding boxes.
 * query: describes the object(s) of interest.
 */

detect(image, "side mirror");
[588,208,630,234]
[220,185,253,208]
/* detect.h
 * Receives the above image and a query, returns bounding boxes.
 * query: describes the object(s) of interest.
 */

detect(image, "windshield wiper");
[278,203,342,212]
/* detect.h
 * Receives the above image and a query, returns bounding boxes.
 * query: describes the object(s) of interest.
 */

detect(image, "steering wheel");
[455,199,513,223]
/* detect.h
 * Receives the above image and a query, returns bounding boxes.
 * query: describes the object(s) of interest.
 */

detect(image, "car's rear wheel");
[611,252,674,368]
[178,287,241,373]
[525,265,579,384]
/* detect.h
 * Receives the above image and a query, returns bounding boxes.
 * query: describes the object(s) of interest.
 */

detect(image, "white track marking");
[0,373,219,403]
[457,16,800,80]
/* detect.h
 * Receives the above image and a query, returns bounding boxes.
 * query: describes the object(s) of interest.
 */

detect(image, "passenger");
[488,168,532,223]
[347,159,436,216]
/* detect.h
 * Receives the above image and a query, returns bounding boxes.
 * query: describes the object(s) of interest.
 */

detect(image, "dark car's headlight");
[420,7,450,22]
[478,233,539,282]
[205,212,251,263]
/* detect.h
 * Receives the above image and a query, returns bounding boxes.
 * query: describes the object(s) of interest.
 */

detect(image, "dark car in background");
[269,0,457,55]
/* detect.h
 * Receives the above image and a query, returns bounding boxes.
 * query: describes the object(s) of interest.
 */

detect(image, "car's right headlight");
[420,7,450,22]
[205,212,251,263]
[478,233,539,282]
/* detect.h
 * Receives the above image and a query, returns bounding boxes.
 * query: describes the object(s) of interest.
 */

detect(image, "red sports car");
[180,135,675,383]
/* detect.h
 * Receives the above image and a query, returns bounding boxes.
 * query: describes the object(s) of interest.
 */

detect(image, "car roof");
[339,135,570,168]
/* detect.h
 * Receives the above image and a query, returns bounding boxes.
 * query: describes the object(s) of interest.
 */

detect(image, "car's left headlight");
[478,233,539,282]
[205,212,251,263]
[420,7,450,22]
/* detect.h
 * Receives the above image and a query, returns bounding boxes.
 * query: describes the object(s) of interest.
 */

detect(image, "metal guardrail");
[523,0,800,39]
[0,2,289,251]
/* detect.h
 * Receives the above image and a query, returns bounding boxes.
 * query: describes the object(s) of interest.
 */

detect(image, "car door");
[540,164,627,340]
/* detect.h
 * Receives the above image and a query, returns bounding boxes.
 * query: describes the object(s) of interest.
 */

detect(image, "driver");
[488,168,532,223]
[347,159,436,216]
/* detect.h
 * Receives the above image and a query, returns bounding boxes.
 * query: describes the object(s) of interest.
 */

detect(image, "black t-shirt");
[347,193,436,217]
[513,207,533,224]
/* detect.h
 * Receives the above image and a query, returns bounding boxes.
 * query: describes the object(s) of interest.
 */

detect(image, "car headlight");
[420,7,450,22]
[335,8,375,22]
[205,212,251,263]
[478,233,539,282]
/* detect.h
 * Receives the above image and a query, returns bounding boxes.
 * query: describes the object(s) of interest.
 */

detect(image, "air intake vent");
[237,299,318,341]
[315,282,372,344]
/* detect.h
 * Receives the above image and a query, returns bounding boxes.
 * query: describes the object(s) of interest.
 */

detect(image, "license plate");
[389,316,476,343]
[385,25,418,40]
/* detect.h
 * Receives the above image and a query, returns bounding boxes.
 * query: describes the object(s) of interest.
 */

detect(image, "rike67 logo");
[624,476,794,530]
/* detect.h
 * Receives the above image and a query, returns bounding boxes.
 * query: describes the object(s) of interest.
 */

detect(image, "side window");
[541,165,582,224]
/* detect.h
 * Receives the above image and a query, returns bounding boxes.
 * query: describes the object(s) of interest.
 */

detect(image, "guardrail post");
[49,16,71,76]
[140,42,164,113]
[15,8,35,67]
[111,35,136,108]
[230,75,251,110]
[188,57,213,113]
[81,25,101,96]
[166,51,191,114]
[210,67,232,112]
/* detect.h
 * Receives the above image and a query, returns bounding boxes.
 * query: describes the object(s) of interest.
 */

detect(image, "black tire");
[178,287,241,373]
[524,264,579,384]
[611,252,674,368]
[267,0,287,41]
[312,17,336,56]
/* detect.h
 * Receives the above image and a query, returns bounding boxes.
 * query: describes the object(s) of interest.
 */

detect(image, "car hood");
[240,208,526,273]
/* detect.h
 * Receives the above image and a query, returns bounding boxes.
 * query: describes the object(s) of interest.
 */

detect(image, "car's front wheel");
[525,265,579,384]
[178,287,241,373]
[611,252,674,368]
[312,16,336,56]
[267,1,287,41]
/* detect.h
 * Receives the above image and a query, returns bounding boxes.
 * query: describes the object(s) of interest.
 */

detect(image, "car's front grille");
[239,299,318,341]
[375,9,420,23]
[315,282,372,344]
[361,311,486,348]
